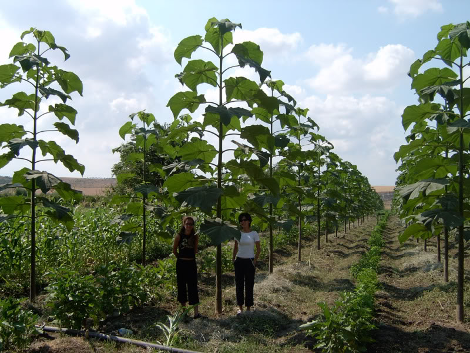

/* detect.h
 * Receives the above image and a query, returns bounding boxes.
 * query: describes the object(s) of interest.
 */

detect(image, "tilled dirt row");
[369,216,470,353]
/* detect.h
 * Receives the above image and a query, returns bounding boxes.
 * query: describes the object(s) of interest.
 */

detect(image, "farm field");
[27,215,470,352]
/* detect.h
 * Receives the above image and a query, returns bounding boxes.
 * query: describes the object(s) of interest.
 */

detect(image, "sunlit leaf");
[174,35,203,65]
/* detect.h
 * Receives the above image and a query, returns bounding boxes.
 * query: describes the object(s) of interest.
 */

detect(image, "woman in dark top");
[172,216,201,318]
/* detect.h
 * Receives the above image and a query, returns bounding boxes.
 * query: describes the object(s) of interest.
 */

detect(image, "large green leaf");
[204,18,239,54]
[253,90,279,114]
[253,194,280,207]
[53,181,82,202]
[435,38,465,65]
[399,223,429,243]
[174,185,223,213]
[24,170,62,194]
[48,104,78,124]
[204,27,233,55]
[419,82,459,103]
[412,67,458,92]
[232,41,270,83]
[54,122,79,143]
[134,184,160,197]
[167,91,206,118]
[178,139,217,163]
[438,24,455,41]
[232,42,263,65]
[204,106,253,128]
[179,59,218,92]
[448,22,470,48]
[0,196,29,214]
[39,86,70,103]
[1,91,36,116]
[0,124,26,143]
[225,77,260,103]
[0,152,16,169]
[399,179,448,201]
[401,103,441,131]
[9,42,35,57]
[164,172,204,193]
[241,124,274,152]
[251,107,271,124]
[278,114,298,128]
[174,35,203,65]
[410,156,457,180]
[56,70,83,96]
[421,208,463,229]
[200,219,241,245]
[8,138,38,156]
[0,64,20,85]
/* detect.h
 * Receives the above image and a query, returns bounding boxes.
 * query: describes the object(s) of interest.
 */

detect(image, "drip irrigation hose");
[37,325,200,353]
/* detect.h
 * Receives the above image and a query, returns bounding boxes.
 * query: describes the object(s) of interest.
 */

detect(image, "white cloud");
[305,44,414,94]
[302,94,405,185]
[234,28,302,56]
[364,45,415,82]
[389,0,443,18]
[0,1,175,178]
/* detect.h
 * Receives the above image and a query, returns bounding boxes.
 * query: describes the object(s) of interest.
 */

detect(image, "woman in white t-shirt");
[232,212,261,314]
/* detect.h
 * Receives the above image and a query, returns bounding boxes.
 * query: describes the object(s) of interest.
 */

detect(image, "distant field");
[60,177,117,196]
[1,176,395,196]
[372,186,395,193]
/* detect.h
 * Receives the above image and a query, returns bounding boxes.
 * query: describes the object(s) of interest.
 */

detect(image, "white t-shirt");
[236,231,260,258]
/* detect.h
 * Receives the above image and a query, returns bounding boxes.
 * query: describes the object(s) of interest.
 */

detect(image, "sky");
[0,0,468,186]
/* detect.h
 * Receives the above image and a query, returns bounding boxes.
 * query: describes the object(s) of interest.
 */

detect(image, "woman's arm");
[194,233,199,254]
[232,241,238,262]
[254,241,261,264]
[172,234,180,258]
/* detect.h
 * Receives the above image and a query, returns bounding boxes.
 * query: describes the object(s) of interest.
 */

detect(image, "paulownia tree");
[165,18,279,313]
[0,29,84,301]
[395,22,470,321]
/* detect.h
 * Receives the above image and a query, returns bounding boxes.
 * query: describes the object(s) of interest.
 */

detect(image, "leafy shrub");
[0,298,40,352]
[300,280,376,353]
[46,268,101,329]
[95,262,154,316]
[301,212,386,352]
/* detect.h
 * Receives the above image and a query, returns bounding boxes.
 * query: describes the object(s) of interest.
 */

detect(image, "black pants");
[234,257,255,307]
[176,259,199,305]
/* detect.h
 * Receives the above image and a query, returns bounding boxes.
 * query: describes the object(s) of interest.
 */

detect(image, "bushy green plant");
[350,245,381,278]
[0,298,40,352]
[300,285,376,353]
[46,268,101,329]
[301,211,385,352]
[95,262,155,316]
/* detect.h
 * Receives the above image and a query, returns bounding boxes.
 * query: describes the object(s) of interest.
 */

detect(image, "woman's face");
[239,217,250,230]
[184,218,194,232]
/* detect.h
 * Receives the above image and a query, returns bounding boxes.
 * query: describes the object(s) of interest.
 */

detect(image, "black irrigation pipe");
[37,325,200,353]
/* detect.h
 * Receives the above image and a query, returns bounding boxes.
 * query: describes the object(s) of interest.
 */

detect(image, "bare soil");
[27,215,470,352]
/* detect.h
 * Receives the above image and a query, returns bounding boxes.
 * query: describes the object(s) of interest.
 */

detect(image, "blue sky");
[0,0,468,185]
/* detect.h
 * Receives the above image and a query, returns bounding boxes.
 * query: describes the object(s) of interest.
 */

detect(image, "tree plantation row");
[0,16,383,317]
[393,21,470,323]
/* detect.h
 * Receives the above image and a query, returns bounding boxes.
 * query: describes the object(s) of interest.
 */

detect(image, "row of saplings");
[300,212,388,352]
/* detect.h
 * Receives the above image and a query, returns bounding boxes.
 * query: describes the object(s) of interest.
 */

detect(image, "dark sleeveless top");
[178,232,196,258]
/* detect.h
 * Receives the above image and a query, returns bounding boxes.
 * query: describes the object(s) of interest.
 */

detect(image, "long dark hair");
[179,216,196,237]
